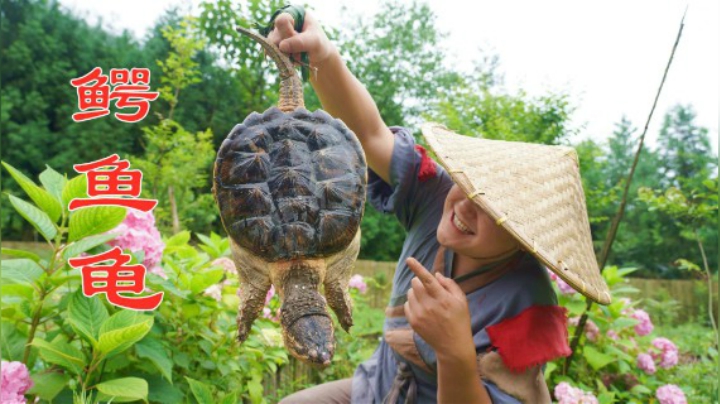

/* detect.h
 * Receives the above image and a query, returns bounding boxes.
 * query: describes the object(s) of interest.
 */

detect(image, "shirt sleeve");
[366,126,452,230]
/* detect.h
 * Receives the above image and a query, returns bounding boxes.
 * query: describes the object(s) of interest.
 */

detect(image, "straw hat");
[422,122,612,305]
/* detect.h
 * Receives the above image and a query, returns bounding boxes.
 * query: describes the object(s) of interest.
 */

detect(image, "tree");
[132,19,215,235]
[657,104,716,189]
[424,61,574,145]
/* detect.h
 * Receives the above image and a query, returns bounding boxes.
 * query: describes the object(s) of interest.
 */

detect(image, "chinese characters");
[68,154,162,311]
[70,67,159,123]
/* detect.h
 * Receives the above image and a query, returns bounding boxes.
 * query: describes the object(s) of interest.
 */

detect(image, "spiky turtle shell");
[214,107,367,261]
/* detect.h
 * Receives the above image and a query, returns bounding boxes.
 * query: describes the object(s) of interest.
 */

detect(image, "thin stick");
[563,7,688,374]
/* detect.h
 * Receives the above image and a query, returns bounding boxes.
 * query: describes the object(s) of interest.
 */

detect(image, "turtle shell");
[214,107,367,261]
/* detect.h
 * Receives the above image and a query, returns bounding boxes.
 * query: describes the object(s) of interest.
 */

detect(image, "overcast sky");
[60,0,718,152]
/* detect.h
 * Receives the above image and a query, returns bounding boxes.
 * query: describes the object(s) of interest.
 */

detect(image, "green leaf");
[27,371,71,401]
[7,194,57,241]
[248,374,264,403]
[185,377,214,403]
[1,259,45,286]
[612,317,639,330]
[1,322,27,361]
[165,230,190,247]
[95,377,148,402]
[1,284,36,300]
[582,346,615,370]
[62,233,118,260]
[67,290,108,347]
[30,338,86,375]
[542,361,557,382]
[97,311,153,358]
[190,268,224,294]
[146,373,184,404]
[220,392,239,404]
[598,392,615,404]
[39,166,67,202]
[564,298,587,316]
[68,206,126,242]
[61,173,88,209]
[135,338,173,383]
[630,384,652,395]
[1,247,42,262]
[3,162,62,222]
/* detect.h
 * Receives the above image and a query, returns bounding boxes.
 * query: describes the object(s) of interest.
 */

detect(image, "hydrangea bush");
[545,265,716,403]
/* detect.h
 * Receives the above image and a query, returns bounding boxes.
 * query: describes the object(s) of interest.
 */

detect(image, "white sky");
[60,0,719,153]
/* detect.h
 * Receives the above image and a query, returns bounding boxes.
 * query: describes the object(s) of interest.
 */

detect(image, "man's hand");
[404,257,475,360]
[266,11,336,68]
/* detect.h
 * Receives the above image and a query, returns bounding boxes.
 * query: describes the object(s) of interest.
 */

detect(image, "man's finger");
[410,277,428,301]
[274,12,296,39]
[436,272,465,297]
[406,257,442,296]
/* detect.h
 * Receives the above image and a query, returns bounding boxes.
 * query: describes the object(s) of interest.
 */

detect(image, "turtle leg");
[230,240,272,343]
[323,231,361,332]
[236,277,271,343]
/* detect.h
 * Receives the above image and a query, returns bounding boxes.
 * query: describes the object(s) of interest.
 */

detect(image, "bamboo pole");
[563,8,688,374]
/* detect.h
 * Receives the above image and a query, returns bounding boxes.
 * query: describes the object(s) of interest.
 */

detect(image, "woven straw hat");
[422,122,611,305]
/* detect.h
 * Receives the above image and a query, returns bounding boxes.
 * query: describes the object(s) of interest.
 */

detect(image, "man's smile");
[452,211,475,235]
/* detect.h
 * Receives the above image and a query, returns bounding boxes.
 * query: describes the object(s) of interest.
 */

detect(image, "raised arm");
[267,11,395,184]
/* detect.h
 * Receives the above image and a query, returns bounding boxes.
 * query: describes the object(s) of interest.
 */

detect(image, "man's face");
[437,184,520,258]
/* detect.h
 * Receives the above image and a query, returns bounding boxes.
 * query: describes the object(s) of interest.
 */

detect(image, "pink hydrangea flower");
[211,257,236,274]
[546,269,576,294]
[265,285,276,305]
[607,329,619,341]
[348,274,368,294]
[1,360,33,404]
[203,284,223,302]
[636,353,656,374]
[554,382,598,404]
[568,317,599,342]
[107,209,166,278]
[656,384,687,404]
[630,309,654,336]
[263,307,280,322]
[585,319,600,342]
[652,338,679,369]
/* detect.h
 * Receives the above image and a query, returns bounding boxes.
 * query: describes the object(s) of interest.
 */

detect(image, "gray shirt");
[351,127,558,403]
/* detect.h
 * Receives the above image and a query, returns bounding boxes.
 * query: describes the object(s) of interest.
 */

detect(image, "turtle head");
[275,260,335,367]
[284,314,335,367]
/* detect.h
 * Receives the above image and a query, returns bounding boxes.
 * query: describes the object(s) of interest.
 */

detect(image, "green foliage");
[548,266,718,402]
[338,0,461,127]
[131,18,216,235]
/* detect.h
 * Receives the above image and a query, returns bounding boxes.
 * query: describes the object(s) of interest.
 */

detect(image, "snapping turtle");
[213,27,367,366]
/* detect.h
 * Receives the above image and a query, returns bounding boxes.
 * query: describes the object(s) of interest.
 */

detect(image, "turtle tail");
[275,260,334,367]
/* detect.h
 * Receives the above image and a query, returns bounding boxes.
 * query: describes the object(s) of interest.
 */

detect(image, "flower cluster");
[547,269,576,295]
[348,274,368,294]
[651,337,679,369]
[636,353,657,374]
[629,309,654,336]
[569,317,600,342]
[655,384,687,404]
[1,360,33,404]
[554,382,598,404]
[107,209,165,278]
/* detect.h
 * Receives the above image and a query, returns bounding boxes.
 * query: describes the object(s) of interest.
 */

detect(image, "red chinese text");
[69,154,157,211]
[70,67,159,123]
[68,247,164,311]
